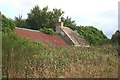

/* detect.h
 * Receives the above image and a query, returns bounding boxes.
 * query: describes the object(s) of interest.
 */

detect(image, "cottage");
[13,20,89,47]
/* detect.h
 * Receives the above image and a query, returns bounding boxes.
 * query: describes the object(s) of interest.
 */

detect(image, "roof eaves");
[15,27,40,33]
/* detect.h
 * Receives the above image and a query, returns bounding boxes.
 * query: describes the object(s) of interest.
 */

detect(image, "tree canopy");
[77,26,107,45]
[111,30,120,45]
[26,5,64,30]
[15,5,77,31]
[62,16,77,30]
[15,15,27,28]
[2,14,15,32]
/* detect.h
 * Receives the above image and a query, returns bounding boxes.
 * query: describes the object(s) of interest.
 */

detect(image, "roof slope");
[13,27,68,46]
[61,27,89,46]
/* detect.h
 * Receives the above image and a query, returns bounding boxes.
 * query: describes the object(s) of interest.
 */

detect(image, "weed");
[2,32,119,78]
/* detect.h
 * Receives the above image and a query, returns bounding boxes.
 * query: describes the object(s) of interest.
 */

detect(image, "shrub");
[2,14,15,32]
[77,26,107,45]
[111,30,120,45]
[99,38,112,45]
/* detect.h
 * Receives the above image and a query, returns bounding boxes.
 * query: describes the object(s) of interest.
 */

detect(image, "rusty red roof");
[13,27,68,46]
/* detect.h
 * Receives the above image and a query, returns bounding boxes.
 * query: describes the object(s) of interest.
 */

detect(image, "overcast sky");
[0,0,119,38]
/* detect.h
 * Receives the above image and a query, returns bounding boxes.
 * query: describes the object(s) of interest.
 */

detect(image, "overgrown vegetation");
[2,6,119,78]
[62,16,77,31]
[39,27,56,35]
[2,14,15,32]
[15,15,27,28]
[111,30,120,45]
[77,26,107,45]
[2,32,118,78]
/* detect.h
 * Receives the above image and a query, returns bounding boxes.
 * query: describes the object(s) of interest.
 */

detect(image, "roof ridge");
[15,27,40,33]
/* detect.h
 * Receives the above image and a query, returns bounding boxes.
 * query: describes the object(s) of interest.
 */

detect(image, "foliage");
[22,5,77,32]
[99,38,112,45]
[62,16,77,30]
[77,26,107,45]
[2,14,15,32]
[0,12,2,28]
[26,5,64,30]
[2,32,118,78]
[111,30,120,45]
[39,27,56,35]
[15,15,28,28]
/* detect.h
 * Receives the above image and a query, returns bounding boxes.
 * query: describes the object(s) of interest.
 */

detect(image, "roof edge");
[14,27,40,33]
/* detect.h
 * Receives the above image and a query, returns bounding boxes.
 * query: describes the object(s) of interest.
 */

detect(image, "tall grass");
[2,32,119,78]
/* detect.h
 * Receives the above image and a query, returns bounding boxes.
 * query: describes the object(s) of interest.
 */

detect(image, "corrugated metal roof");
[13,27,68,46]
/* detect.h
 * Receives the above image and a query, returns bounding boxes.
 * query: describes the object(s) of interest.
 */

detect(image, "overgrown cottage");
[13,20,89,47]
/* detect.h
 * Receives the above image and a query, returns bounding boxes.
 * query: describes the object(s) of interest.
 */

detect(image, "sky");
[0,0,119,39]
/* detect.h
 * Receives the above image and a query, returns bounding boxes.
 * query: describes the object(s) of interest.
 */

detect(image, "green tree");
[111,30,120,56]
[77,26,107,45]
[111,30,120,44]
[16,5,77,34]
[15,15,27,28]
[2,14,15,32]
[26,5,41,30]
[63,16,77,30]
[49,8,64,30]
[0,12,2,30]
[26,5,64,30]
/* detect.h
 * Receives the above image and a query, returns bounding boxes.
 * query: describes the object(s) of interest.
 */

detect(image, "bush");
[111,30,120,45]
[39,27,56,35]
[77,26,107,45]
[2,14,15,32]
[99,38,112,45]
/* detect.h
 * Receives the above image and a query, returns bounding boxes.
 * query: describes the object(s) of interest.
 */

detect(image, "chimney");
[56,17,64,33]
[57,22,63,28]
[57,17,64,28]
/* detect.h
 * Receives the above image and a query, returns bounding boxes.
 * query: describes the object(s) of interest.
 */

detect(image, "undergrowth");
[2,32,119,78]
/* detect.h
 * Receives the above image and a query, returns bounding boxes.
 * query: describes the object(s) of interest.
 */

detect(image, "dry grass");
[2,33,119,78]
